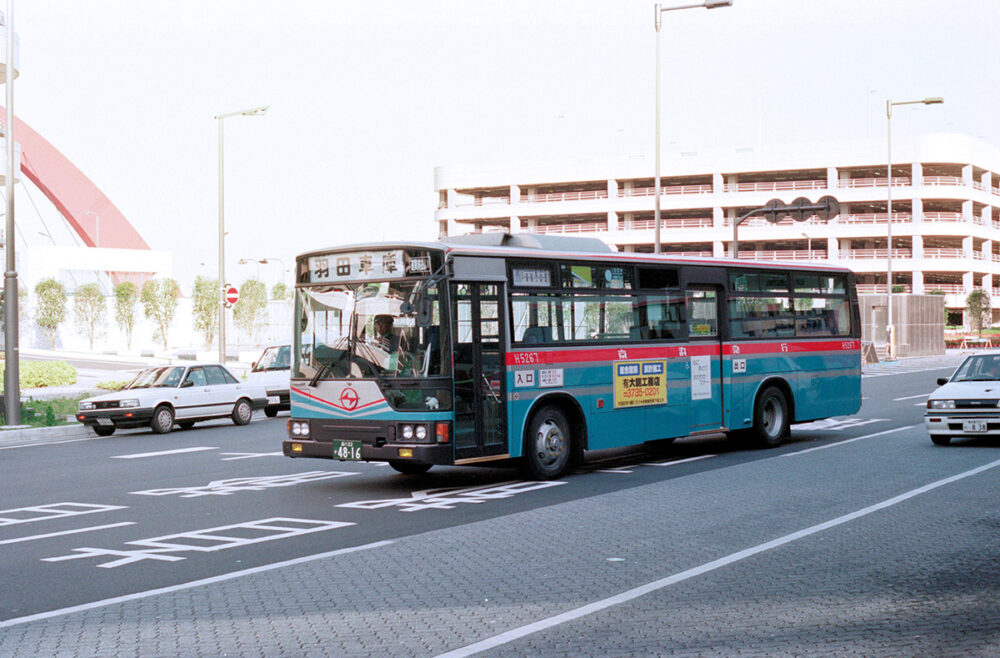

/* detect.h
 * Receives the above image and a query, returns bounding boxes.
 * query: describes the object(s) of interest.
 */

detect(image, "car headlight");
[79,401,95,411]
[928,400,955,409]
[120,399,140,408]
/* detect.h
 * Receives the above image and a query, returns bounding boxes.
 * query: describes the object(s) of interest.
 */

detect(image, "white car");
[248,345,290,417]
[924,352,1000,445]
[76,363,267,436]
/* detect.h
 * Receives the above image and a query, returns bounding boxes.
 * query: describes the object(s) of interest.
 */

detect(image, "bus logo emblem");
[339,387,359,410]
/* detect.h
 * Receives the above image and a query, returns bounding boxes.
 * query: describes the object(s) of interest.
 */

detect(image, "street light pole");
[801,231,811,259]
[653,0,732,254]
[885,96,942,359]
[215,105,267,364]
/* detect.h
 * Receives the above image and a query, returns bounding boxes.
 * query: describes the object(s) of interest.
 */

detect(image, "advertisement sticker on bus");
[614,360,667,408]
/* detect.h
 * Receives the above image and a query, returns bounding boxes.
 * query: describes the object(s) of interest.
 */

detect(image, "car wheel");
[931,435,952,446]
[93,425,116,437]
[521,405,573,480]
[264,406,279,418]
[150,405,174,434]
[178,422,195,430]
[232,398,253,426]
[388,460,432,475]
[752,386,789,448]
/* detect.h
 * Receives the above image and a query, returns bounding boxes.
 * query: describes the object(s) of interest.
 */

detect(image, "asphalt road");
[1,355,998,656]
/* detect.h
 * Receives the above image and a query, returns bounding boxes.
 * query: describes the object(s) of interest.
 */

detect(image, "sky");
[10,0,1000,291]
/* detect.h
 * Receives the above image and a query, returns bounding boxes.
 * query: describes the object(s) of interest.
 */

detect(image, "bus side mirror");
[416,298,433,327]
[399,300,414,315]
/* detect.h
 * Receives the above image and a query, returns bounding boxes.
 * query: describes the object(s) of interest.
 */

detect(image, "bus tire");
[388,460,432,475]
[752,386,789,448]
[522,405,572,480]
[150,405,174,434]
[931,435,952,446]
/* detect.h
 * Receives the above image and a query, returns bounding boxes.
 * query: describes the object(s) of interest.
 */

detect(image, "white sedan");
[924,353,1000,445]
[76,363,267,436]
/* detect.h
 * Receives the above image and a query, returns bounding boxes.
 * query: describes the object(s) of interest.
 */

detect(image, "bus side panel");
[792,348,862,422]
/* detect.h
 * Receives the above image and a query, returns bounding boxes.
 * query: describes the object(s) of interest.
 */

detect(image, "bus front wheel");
[752,386,789,448]
[522,405,572,480]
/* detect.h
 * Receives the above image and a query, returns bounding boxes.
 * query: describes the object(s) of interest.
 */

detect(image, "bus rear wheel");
[752,386,789,448]
[388,460,432,475]
[522,405,572,480]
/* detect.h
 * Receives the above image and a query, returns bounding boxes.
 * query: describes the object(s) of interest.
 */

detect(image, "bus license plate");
[963,419,988,433]
[333,440,362,461]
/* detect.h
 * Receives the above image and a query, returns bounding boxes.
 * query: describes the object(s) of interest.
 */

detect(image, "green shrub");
[8,395,87,428]
[0,360,77,392]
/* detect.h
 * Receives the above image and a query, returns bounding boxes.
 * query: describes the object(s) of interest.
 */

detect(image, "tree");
[233,278,268,344]
[35,278,68,348]
[966,289,991,337]
[192,276,219,350]
[113,281,139,350]
[73,283,107,350]
[272,282,289,301]
[141,278,180,350]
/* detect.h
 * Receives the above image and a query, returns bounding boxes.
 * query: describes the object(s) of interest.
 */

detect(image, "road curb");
[0,424,94,446]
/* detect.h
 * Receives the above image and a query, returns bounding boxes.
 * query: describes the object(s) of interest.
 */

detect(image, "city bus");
[283,233,861,479]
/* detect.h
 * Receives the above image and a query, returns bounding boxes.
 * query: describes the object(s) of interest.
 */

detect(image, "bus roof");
[298,233,854,274]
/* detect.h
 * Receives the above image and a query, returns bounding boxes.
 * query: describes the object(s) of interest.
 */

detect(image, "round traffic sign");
[225,286,239,305]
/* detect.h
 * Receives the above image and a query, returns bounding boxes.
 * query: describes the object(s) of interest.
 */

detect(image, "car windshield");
[125,366,186,389]
[952,355,1000,382]
[293,279,449,381]
[252,345,291,372]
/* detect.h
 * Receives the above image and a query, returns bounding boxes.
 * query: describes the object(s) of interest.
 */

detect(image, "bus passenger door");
[451,283,508,461]
[686,287,724,432]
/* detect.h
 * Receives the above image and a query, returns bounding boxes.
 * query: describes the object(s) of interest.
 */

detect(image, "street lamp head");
[241,106,269,117]
[704,0,733,8]
[922,97,944,105]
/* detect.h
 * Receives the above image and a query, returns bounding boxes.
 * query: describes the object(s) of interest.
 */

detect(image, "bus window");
[557,294,637,342]
[640,294,685,339]
[729,296,795,338]
[687,290,718,337]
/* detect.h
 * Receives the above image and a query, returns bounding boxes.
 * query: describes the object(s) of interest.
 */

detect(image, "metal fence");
[859,294,945,357]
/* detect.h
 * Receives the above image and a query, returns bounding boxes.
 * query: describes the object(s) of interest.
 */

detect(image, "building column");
[911,162,923,187]
[912,197,923,225]
[982,170,993,192]
[963,270,974,295]
[963,199,974,222]
[913,234,924,261]
[963,235,974,259]
[913,270,925,295]
[607,178,618,233]
[712,172,724,193]
[509,185,521,233]
[982,205,991,227]
[828,236,840,260]
[713,240,725,258]
[623,212,634,231]
[983,240,993,297]
[962,164,974,187]
[713,206,725,230]
[826,166,838,189]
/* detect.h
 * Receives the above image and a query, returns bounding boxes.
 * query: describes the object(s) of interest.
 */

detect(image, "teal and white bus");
[283,234,861,478]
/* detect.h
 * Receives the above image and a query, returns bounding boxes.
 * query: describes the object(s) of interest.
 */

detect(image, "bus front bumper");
[282,438,453,464]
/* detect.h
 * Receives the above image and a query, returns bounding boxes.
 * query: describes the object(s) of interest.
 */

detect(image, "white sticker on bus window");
[514,370,536,388]
[539,369,564,388]
[691,355,712,400]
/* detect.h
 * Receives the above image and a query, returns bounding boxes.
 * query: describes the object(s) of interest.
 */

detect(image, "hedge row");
[0,360,77,391]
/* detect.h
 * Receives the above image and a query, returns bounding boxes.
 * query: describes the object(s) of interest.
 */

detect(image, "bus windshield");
[294,279,448,381]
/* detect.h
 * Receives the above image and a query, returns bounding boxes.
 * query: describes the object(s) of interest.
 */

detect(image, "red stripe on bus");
[505,339,858,366]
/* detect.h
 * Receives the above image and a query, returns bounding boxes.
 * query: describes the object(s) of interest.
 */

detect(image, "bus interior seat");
[522,326,551,344]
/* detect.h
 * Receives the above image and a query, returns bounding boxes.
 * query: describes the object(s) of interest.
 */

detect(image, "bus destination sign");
[310,250,419,283]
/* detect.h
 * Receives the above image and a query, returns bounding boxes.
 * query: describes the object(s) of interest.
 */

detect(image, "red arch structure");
[0,108,150,249]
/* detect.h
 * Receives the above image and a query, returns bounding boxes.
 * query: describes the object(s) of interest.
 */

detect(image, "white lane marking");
[219,451,284,461]
[0,539,392,628]
[0,435,111,450]
[646,455,716,467]
[130,471,356,498]
[435,457,1000,658]
[794,417,886,432]
[0,502,127,527]
[338,481,565,512]
[0,522,135,545]
[782,425,919,457]
[43,518,355,568]
[894,393,930,401]
[112,446,218,459]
